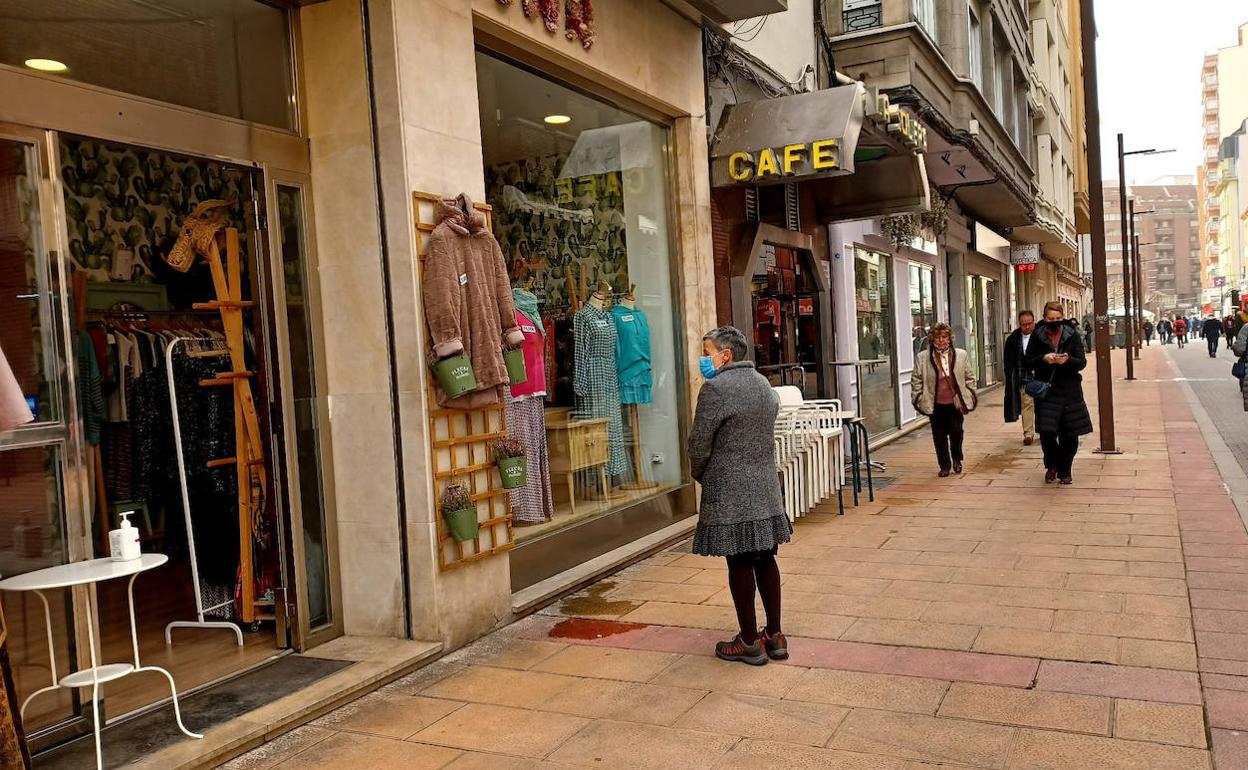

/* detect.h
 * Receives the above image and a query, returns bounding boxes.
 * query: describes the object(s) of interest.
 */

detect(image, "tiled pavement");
[223,346,1248,770]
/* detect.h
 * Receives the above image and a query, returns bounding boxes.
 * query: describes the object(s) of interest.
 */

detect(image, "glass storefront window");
[751,245,820,396]
[908,262,935,357]
[276,184,332,630]
[475,51,683,540]
[0,0,294,129]
[0,139,57,423]
[854,248,898,435]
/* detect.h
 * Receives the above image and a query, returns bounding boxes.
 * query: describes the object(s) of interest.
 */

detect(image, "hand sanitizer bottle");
[109,511,142,562]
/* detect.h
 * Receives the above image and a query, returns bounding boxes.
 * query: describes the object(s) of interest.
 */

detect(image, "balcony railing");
[843,1,882,32]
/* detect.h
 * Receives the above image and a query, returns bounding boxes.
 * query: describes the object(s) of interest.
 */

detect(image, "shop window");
[475,51,684,542]
[750,245,821,397]
[854,248,898,436]
[0,0,295,130]
[909,262,936,357]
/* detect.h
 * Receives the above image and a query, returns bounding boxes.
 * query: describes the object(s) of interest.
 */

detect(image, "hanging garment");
[573,303,626,476]
[512,288,545,339]
[505,394,554,523]
[0,342,32,432]
[611,305,653,405]
[76,331,105,446]
[510,310,549,399]
[422,193,523,408]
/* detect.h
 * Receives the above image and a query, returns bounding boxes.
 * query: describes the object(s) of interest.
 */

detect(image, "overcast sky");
[1094,0,1247,185]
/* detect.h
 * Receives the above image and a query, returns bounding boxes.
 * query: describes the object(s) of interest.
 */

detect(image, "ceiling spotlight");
[25,58,68,73]
[544,114,571,125]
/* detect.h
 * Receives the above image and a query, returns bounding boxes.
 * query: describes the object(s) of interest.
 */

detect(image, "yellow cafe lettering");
[727,139,840,183]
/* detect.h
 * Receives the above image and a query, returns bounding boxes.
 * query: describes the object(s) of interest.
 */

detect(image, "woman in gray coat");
[689,326,792,665]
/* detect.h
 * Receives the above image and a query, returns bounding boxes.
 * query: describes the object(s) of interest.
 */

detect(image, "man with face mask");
[1004,310,1037,445]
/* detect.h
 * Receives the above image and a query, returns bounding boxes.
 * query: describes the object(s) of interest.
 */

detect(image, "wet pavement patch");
[556,581,642,618]
[548,617,649,640]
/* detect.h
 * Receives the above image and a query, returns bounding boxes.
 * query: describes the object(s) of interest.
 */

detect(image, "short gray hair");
[703,325,748,362]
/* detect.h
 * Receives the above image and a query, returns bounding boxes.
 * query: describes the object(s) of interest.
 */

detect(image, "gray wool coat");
[688,362,792,556]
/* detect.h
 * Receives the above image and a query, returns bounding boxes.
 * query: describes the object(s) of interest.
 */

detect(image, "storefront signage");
[866,90,928,152]
[755,298,780,325]
[798,297,815,316]
[1214,276,1227,288]
[1009,243,1040,266]
[727,139,841,183]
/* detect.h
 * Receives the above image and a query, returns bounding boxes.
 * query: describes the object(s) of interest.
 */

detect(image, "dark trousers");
[1209,335,1220,356]
[930,402,964,470]
[1040,432,1079,477]
[725,549,781,643]
[1178,334,1186,348]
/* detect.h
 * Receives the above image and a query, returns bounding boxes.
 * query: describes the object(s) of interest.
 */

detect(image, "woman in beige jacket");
[910,323,977,476]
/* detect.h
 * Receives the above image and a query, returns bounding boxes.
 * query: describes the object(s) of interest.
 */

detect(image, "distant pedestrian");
[1083,319,1093,351]
[1004,311,1038,446]
[1204,315,1224,357]
[911,323,978,477]
[1025,302,1092,486]
[1160,318,1173,345]
[1143,319,1154,346]
[1174,317,1188,348]
[1225,315,1237,348]
[689,326,791,666]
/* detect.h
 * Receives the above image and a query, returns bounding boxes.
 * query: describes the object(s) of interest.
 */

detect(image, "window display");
[473,51,684,539]
[855,248,899,435]
[909,262,936,356]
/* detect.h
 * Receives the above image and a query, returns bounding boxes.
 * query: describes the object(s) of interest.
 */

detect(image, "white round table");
[0,554,202,768]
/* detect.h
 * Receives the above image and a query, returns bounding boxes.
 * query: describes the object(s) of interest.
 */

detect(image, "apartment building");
[824,0,1039,400]
[1198,23,1248,310]
[1104,181,1201,316]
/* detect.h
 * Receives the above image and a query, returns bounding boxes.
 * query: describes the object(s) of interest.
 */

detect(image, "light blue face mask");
[699,355,719,379]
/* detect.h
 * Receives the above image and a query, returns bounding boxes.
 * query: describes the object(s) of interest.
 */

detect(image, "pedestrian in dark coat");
[1205,316,1225,357]
[689,326,792,666]
[1142,320,1154,346]
[1024,302,1093,485]
[1003,310,1037,445]
[1159,318,1172,345]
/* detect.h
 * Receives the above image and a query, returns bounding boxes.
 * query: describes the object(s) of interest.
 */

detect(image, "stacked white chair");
[772,387,844,521]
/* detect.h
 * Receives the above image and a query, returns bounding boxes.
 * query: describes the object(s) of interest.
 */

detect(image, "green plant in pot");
[493,437,528,489]
[441,484,479,542]
[431,349,477,398]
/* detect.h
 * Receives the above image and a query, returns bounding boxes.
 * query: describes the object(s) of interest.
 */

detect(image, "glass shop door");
[0,126,94,747]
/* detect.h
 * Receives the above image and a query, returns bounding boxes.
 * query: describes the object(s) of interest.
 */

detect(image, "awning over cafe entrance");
[710,82,930,221]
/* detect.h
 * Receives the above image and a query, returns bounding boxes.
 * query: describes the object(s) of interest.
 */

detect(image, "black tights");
[726,550,782,644]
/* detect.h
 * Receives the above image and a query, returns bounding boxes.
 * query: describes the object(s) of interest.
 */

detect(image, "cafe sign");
[727,139,841,183]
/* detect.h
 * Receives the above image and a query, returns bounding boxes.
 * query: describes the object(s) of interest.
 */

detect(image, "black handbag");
[1234,359,1247,380]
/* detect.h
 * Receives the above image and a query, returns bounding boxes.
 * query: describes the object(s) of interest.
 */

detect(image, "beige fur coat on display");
[423,194,524,408]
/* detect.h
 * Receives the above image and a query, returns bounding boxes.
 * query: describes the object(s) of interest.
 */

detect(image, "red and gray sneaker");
[715,634,768,665]
[759,629,789,660]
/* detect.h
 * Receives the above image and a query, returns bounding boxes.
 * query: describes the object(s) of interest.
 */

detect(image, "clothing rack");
[162,335,244,647]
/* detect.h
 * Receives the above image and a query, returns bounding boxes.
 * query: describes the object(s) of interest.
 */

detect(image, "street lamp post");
[1124,197,1136,378]
[1115,136,1176,378]
[1130,209,1159,360]
[1085,5,1117,454]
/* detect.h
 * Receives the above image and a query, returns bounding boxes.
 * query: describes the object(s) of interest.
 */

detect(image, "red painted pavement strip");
[531,617,1037,687]
[1212,729,1248,769]
[1207,689,1248,731]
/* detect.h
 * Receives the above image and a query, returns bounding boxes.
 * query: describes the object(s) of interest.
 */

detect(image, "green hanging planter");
[432,352,477,398]
[503,347,527,385]
[497,456,528,489]
[444,506,480,543]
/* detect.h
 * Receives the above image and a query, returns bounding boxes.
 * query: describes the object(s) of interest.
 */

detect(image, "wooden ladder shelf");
[198,228,267,624]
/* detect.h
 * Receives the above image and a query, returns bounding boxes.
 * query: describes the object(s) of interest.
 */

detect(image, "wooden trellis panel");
[414,191,514,571]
